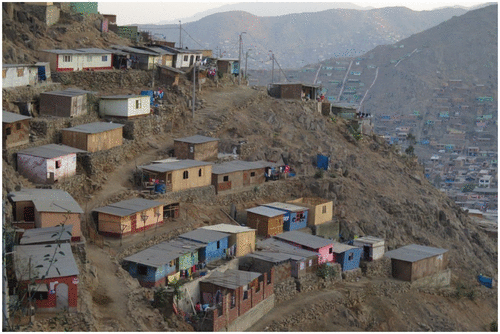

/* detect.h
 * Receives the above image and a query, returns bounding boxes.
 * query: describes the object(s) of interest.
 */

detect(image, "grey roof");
[179,229,230,244]
[212,160,265,174]
[140,159,212,173]
[17,144,86,159]
[40,89,88,97]
[2,64,38,68]
[123,237,205,268]
[143,46,175,55]
[272,82,319,88]
[352,236,385,247]
[42,48,110,54]
[201,224,255,234]
[384,244,448,263]
[93,198,163,217]
[160,45,199,54]
[331,242,361,253]
[274,231,333,249]
[263,202,309,213]
[217,58,239,62]
[203,269,261,290]
[14,243,79,280]
[20,225,73,245]
[256,238,319,259]
[252,160,282,168]
[62,122,124,134]
[8,188,83,214]
[174,135,219,144]
[110,45,159,56]
[246,206,285,218]
[157,65,185,74]
[473,187,498,194]
[3,111,31,123]
[100,95,145,100]
[247,251,301,263]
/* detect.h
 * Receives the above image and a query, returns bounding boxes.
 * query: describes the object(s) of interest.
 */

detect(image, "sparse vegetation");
[314,169,324,179]
[316,263,338,279]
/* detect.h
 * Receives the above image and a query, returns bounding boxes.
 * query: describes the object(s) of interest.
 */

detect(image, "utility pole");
[192,61,196,118]
[270,51,275,84]
[245,49,251,84]
[238,32,245,85]
[179,20,182,48]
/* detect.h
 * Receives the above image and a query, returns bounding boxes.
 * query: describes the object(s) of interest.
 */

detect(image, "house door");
[131,215,137,233]
[189,55,194,66]
[243,172,250,186]
[56,283,69,310]
[363,246,370,261]
[188,145,194,159]
[23,206,35,222]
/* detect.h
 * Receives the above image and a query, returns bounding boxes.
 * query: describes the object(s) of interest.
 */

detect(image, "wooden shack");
[39,89,88,117]
[287,197,333,226]
[61,122,124,152]
[212,160,265,194]
[174,135,219,161]
[246,206,284,237]
[3,111,31,149]
[201,224,256,257]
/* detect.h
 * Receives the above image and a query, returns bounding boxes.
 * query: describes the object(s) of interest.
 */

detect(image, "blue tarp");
[317,154,329,170]
[141,91,154,105]
[477,275,493,288]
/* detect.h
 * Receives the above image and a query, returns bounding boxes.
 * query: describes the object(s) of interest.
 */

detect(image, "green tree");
[405,145,415,156]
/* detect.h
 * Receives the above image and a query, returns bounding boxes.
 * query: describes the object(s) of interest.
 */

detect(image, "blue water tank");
[155,183,166,194]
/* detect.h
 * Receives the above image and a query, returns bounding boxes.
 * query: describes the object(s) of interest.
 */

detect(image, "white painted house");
[479,175,493,188]
[17,144,85,184]
[2,63,50,88]
[39,48,112,72]
[99,95,150,118]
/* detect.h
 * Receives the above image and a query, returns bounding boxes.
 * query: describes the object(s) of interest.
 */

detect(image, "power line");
[273,56,288,82]
[181,27,205,49]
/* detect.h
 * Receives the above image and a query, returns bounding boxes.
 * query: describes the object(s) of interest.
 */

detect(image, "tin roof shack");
[384,244,449,282]
[61,122,124,153]
[156,46,202,69]
[352,236,385,261]
[174,135,219,161]
[268,82,319,100]
[99,95,150,118]
[273,231,333,264]
[287,197,333,226]
[17,144,85,184]
[39,89,88,117]
[140,46,175,67]
[179,229,230,264]
[3,111,31,149]
[262,202,308,232]
[216,58,240,77]
[330,243,362,271]
[199,269,274,332]
[246,206,284,237]
[110,45,159,70]
[20,225,73,245]
[93,198,164,237]
[2,63,48,88]
[8,188,83,241]
[123,238,204,287]
[139,160,213,193]
[39,48,112,72]
[14,243,79,312]
[212,160,266,194]
[158,65,184,86]
[201,224,256,257]
[250,238,319,279]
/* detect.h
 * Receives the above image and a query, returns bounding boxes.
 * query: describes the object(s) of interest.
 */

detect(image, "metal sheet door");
[56,283,69,310]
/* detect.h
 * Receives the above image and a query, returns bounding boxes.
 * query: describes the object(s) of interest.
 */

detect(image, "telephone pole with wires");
[238,32,246,85]
[179,20,182,48]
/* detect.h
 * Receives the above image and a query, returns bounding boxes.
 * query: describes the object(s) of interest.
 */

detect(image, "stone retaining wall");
[359,257,392,278]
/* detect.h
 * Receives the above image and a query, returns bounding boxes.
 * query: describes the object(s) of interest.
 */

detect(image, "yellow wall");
[36,212,81,238]
[98,205,163,234]
[171,165,212,192]
[288,198,333,226]
[235,230,256,257]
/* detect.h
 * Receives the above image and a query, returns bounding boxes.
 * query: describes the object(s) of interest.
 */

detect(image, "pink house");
[273,231,334,264]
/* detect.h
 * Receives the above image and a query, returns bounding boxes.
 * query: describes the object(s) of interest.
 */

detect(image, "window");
[2,69,6,78]
[329,247,333,254]
[102,55,108,61]
[55,160,61,169]
[87,55,93,62]
[16,123,21,130]
[183,170,189,179]
[136,99,141,109]
[198,168,202,177]
[230,293,236,308]
[32,291,48,300]
[189,146,194,153]
[250,172,255,177]
[137,264,148,275]
[348,252,354,261]
[17,68,24,77]
[63,55,72,62]
[184,55,188,61]
[217,241,220,249]
[223,175,229,182]
[5,127,11,136]
[196,56,200,61]
[322,205,327,214]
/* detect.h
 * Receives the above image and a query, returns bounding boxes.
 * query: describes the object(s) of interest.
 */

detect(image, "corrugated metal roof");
[75,48,111,54]
[157,65,185,74]
[8,188,83,214]
[247,251,299,263]
[43,48,110,54]
[352,236,385,247]
[246,206,285,218]
[40,89,87,97]
[18,144,86,159]
[263,202,309,213]
[20,225,73,245]
[256,238,319,259]
[331,242,360,253]
[143,46,175,55]
[174,135,219,144]
[2,64,38,68]
[110,45,159,56]
[123,237,205,268]
[62,122,124,134]
[3,110,31,123]
[212,160,264,174]
[140,160,212,173]
[384,244,448,263]
[179,229,230,244]
[93,198,163,217]
[14,243,79,280]
[201,224,255,234]
[100,95,145,100]
[203,269,261,290]
[274,231,333,249]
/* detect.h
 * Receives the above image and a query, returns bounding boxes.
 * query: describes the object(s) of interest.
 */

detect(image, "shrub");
[490,321,497,332]
[314,169,324,179]
[316,263,337,279]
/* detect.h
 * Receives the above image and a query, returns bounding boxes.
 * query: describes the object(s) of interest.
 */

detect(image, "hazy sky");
[98,1,489,25]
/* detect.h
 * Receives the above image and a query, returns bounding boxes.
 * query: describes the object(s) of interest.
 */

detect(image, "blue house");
[123,238,205,287]
[179,229,230,264]
[331,243,362,271]
[262,202,309,231]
